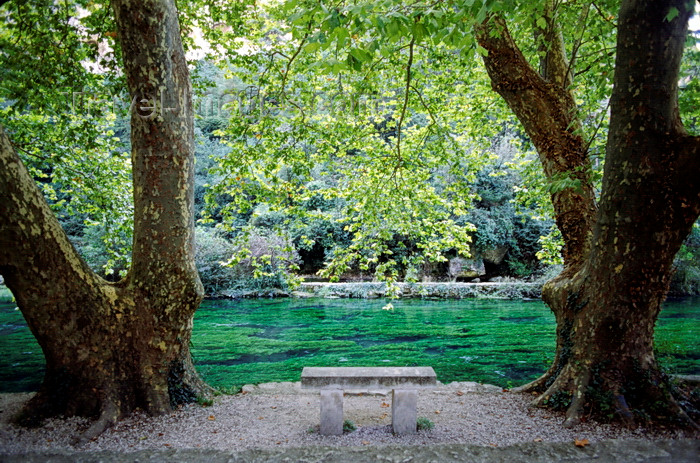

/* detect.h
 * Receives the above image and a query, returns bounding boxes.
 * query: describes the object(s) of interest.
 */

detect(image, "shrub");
[0,284,13,302]
[227,228,301,292]
[71,224,131,281]
[194,227,237,295]
[343,419,357,433]
[669,223,700,296]
[417,416,434,431]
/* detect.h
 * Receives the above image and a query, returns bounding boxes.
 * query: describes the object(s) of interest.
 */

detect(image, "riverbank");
[219,281,542,299]
[1,381,697,461]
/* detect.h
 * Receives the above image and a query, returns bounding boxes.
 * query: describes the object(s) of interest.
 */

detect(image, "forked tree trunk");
[475,7,599,403]
[478,0,700,427]
[0,0,208,443]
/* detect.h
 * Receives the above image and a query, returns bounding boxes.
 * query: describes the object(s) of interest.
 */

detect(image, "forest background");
[1,0,698,299]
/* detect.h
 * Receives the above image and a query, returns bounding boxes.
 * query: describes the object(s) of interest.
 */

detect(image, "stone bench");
[301,366,437,435]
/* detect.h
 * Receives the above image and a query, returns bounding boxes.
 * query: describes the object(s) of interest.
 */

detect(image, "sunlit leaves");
[679,35,700,135]
[0,105,133,277]
[0,0,132,278]
[203,2,513,285]
[536,226,564,265]
[0,0,121,110]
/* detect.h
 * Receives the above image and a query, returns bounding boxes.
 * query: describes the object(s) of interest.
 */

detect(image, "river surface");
[1,296,698,392]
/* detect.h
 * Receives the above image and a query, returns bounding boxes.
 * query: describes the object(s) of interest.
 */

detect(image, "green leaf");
[304,42,321,53]
[665,7,679,22]
[412,22,429,42]
[349,47,371,63]
[536,17,547,30]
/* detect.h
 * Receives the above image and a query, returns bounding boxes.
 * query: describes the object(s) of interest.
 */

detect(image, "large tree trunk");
[546,0,700,427]
[475,7,598,397]
[0,0,207,443]
[478,0,700,427]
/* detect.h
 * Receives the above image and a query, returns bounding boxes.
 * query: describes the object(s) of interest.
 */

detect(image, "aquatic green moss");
[0,296,698,393]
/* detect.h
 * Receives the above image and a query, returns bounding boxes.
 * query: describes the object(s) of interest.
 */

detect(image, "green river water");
[1,295,698,392]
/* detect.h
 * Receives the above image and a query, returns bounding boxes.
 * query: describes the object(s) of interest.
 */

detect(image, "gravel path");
[0,382,696,455]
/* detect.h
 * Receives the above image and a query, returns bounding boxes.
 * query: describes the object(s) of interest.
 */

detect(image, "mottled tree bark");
[475,8,598,398]
[0,0,207,443]
[477,0,700,427]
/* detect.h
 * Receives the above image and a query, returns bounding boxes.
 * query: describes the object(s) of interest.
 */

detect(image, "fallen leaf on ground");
[574,439,590,448]
[207,415,215,421]
[380,402,390,408]
[456,391,464,396]
[435,410,441,414]
[534,438,543,442]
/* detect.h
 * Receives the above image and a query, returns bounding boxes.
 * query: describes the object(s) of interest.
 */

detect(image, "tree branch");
[537,0,573,88]
[113,0,202,301]
[395,34,415,167]
[0,124,103,317]
[475,15,598,268]
[11,141,93,180]
[564,2,591,80]
[278,29,310,100]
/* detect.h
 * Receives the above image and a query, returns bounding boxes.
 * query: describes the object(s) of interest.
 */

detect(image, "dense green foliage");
[672,224,700,296]
[1,294,698,392]
[1,1,699,293]
[0,0,132,279]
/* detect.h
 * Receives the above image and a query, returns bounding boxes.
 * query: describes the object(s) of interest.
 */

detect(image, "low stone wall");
[295,282,542,299]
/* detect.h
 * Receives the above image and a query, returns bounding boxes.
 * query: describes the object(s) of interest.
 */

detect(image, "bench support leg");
[392,389,417,434]
[320,388,343,435]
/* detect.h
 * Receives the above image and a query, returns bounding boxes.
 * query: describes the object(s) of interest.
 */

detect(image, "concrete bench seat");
[301,366,437,435]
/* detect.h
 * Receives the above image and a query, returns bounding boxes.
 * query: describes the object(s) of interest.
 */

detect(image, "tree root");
[528,363,575,408]
[562,367,590,428]
[181,354,217,399]
[13,393,54,428]
[524,358,700,432]
[72,398,121,446]
[661,392,700,432]
[512,349,567,395]
[511,368,556,394]
[613,394,635,428]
